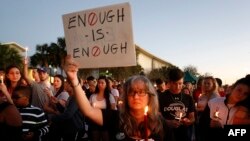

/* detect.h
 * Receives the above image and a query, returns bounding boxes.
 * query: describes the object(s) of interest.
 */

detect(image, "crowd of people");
[0,55,250,141]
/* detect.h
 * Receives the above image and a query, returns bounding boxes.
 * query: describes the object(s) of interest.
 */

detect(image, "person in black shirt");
[159,67,195,141]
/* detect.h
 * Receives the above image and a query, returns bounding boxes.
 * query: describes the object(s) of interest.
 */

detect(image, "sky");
[1,0,250,85]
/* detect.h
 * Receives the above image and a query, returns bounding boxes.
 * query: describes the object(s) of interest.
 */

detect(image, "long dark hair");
[95,75,112,109]
[229,77,250,106]
[5,65,23,89]
[119,75,164,139]
[54,74,65,97]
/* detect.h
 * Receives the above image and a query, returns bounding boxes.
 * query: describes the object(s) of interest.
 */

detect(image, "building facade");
[136,44,173,74]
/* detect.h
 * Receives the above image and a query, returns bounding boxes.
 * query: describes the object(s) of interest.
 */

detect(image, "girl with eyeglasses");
[63,55,168,141]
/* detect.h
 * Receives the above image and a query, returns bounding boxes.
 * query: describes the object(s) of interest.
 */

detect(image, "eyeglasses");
[128,90,148,97]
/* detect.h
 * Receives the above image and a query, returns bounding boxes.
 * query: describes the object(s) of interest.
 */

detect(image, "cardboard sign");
[62,2,136,68]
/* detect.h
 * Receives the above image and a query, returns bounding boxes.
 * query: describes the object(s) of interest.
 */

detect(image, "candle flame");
[118,100,123,105]
[144,106,148,115]
[215,111,219,118]
[0,76,3,83]
[179,112,183,119]
[198,93,202,98]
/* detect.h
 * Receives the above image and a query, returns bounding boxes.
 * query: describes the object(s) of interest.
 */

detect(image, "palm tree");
[0,43,23,69]
[30,43,50,67]
[54,37,67,70]
[29,38,67,75]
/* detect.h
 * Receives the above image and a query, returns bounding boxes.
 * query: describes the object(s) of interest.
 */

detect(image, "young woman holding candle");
[62,55,168,141]
[198,77,250,141]
[196,76,220,113]
[0,65,27,104]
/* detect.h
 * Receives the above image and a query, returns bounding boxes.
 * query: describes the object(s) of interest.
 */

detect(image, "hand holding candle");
[198,93,202,99]
[214,111,220,119]
[211,110,222,127]
[118,100,123,105]
[214,109,221,120]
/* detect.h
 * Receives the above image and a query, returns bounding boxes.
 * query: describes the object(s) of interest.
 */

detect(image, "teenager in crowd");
[62,55,168,141]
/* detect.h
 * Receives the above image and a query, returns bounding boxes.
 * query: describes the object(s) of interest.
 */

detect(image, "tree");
[53,37,67,69]
[147,66,177,82]
[30,43,50,67]
[0,43,23,69]
[30,37,67,72]
[183,65,200,76]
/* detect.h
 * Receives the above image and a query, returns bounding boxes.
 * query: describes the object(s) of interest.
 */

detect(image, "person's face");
[88,80,96,93]
[98,79,107,90]
[53,77,62,89]
[182,88,190,95]
[127,80,149,111]
[38,71,49,81]
[157,82,166,92]
[203,79,214,92]
[169,78,184,94]
[32,69,39,80]
[6,67,21,83]
[12,93,29,107]
[230,84,249,103]
[117,85,123,95]
[108,79,113,88]
[185,82,193,90]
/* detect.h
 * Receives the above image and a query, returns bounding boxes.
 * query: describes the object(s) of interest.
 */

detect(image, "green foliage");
[30,37,67,71]
[0,44,23,70]
[147,65,178,82]
[183,65,200,76]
